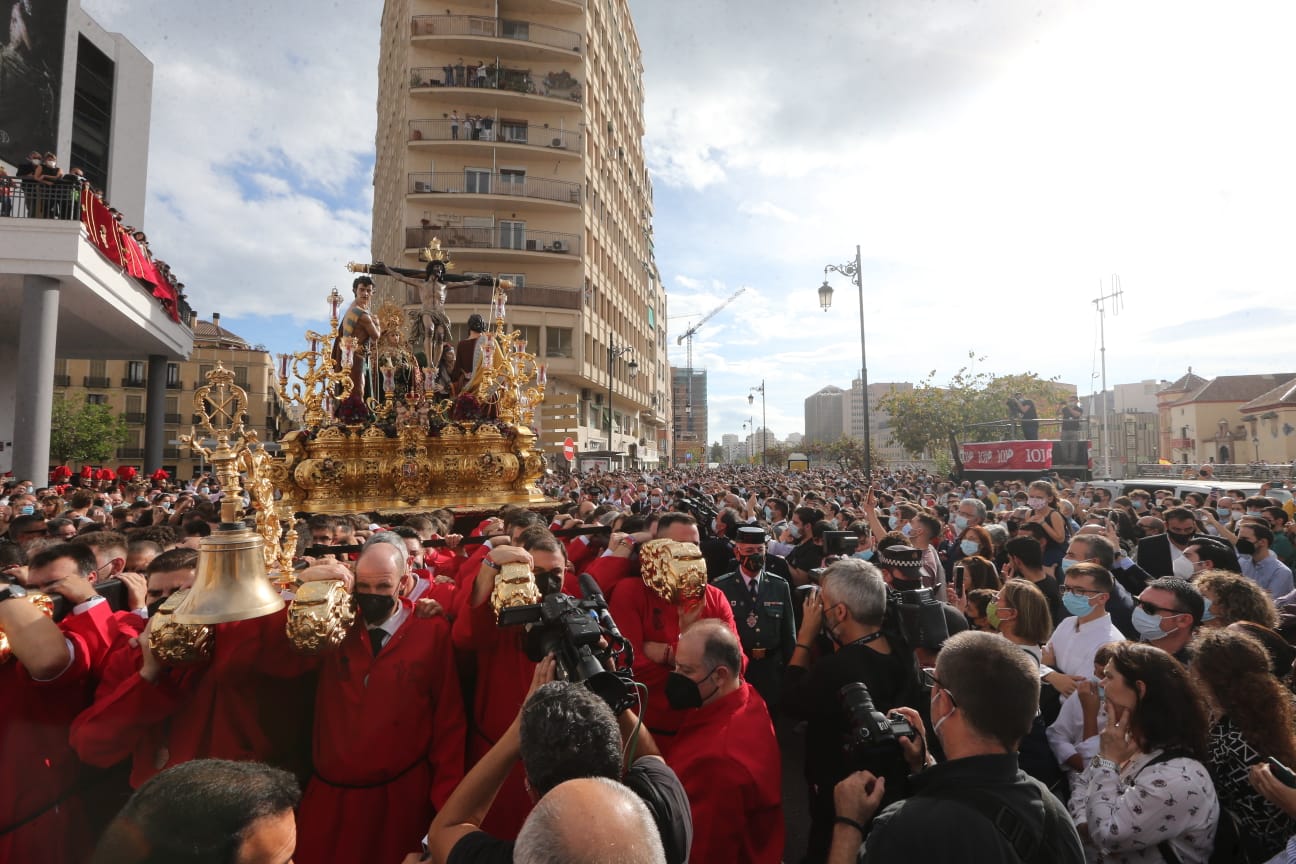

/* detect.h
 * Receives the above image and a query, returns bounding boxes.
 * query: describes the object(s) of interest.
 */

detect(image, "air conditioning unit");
[580,388,592,402]
[526,239,538,251]
[551,240,568,253]
[550,138,563,148]
[414,181,433,192]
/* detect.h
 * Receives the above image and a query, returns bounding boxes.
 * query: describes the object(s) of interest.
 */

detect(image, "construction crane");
[675,286,746,418]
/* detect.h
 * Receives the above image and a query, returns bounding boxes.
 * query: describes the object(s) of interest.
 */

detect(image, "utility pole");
[1092,275,1123,479]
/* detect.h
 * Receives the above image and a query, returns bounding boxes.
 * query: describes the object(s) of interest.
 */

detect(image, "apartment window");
[499,168,526,196]
[166,363,180,386]
[90,359,106,378]
[498,272,525,288]
[234,366,249,389]
[86,394,108,405]
[126,360,145,384]
[126,395,142,414]
[498,220,526,250]
[55,358,68,376]
[514,326,540,354]
[545,327,574,358]
[499,119,527,143]
[465,168,492,194]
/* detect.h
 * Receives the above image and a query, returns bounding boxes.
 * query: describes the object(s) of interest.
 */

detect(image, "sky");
[80,0,1296,443]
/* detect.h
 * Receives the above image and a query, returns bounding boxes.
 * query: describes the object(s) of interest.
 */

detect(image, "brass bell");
[169,524,285,625]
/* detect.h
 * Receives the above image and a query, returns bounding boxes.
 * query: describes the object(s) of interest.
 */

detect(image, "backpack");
[1137,750,1249,864]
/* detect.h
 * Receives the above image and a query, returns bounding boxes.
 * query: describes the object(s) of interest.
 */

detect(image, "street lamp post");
[743,417,756,465]
[819,245,870,477]
[607,340,637,466]
[747,380,766,466]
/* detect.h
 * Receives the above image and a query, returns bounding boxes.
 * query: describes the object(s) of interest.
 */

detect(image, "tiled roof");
[1158,370,1209,394]
[193,319,250,348]
[1240,376,1296,412]
[1174,373,1296,406]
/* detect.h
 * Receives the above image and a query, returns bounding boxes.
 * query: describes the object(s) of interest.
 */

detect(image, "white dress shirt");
[1045,612,1125,678]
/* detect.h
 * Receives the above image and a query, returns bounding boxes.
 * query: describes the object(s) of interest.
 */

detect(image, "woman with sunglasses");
[1072,642,1218,863]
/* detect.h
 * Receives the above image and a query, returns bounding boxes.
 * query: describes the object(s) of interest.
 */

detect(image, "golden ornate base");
[269,421,548,514]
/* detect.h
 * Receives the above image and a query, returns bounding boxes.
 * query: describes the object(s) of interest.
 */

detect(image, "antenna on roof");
[1092,274,1124,479]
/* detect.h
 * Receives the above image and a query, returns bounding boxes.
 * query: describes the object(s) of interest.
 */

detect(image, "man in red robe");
[1,543,119,864]
[451,527,571,839]
[607,515,738,752]
[294,534,466,864]
[667,620,784,864]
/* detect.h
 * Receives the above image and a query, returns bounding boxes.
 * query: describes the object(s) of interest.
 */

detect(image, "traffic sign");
[562,437,575,462]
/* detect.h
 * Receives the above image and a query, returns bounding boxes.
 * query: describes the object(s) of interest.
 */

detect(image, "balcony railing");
[83,376,110,388]
[117,447,145,459]
[124,412,146,424]
[164,413,183,424]
[408,119,579,151]
[165,379,183,390]
[443,283,581,310]
[121,377,146,388]
[163,447,180,459]
[405,225,580,256]
[408,171,581,204]
[53,374,71,387]
[410,65,582,102]
[411,14,582,52]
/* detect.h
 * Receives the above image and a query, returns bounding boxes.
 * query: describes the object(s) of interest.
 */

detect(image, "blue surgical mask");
[1216,507,1231,519]
[1132,500,1145,511]
[901,523,912,537]
[1201,597,1214,622]
[19,505,34,516]
[888,516,898,530]
[1059,558,1079,575]
[1062,591,1094,617]
[788,524,801,540]
[954,515,969,532]
[959,539,979,557]
[853,549,874,561]
[1131,606,1172,642]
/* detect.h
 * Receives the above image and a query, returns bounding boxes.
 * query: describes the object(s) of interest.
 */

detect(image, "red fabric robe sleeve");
[585,553,633,596]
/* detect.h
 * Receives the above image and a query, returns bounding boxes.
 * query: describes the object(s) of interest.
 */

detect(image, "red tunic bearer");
[670,680,784,864]
[0,599,115,864]
[295,597,465,864]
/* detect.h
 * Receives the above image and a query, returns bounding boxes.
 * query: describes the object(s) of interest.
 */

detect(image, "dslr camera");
[840,681,918,760]
[823,530,859,557]
[888,587,950,654]
[499,574,637,714]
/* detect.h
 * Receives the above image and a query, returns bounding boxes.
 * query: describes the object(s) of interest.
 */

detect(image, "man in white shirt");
[1040,563,1125,693]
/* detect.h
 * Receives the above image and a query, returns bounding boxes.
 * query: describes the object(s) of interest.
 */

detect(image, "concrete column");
[144,354,167,473]
[12,276,60,482]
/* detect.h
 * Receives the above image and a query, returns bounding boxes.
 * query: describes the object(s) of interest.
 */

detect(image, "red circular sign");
[563,438,575,461]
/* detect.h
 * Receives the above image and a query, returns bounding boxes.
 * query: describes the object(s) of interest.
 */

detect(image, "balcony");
[442,282,581,310]
[410,66,582,110]
[124,412,146,424]
[53,374,71,387]
[165,379,183,390]
[164,413,183,424]
[405,225,580,257]
[1170,438,1195,449]
[83,376,110,388]
[121,376,146,388]
[117,447,145,459]
[411,14,582,58]
[408,119,580,155]
[407,172,581,206]
[163,446,180,459]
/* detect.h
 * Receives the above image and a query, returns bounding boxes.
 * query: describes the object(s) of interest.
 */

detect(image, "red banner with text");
[80,188,179,321]
[959,440,1054,471]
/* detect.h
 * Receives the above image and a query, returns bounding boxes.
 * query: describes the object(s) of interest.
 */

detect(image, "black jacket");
[862,754,1084,864]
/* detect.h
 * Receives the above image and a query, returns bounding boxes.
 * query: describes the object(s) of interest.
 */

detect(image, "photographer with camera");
[829,631,1084,864]
[873,538,967,667]
[783,557,922,863]
[451,526,576,838]
[422,656,692,864]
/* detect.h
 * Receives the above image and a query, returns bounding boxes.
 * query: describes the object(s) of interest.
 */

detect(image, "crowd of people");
[3,463,1296,863]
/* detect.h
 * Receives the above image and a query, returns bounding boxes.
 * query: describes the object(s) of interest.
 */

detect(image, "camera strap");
[846,630,886,648]
[924,786,1043,864]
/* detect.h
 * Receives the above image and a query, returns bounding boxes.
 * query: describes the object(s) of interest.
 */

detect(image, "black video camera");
[498,573,637,714]
[840,681,918,759]
[823,530,859,557]
[889,587,950,654]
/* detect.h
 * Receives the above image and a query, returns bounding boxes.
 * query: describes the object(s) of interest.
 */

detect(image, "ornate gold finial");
[274,292,355,429]
[417,237,454,271]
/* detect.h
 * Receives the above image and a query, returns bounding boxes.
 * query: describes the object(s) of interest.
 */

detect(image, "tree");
[709,441,724,463]
[803,436,883,472]
[878,360,1070,459]
[49,399,129,465]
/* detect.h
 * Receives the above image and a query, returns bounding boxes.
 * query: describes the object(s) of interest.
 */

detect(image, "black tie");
[368,628,385,657]
[749,578,759,605]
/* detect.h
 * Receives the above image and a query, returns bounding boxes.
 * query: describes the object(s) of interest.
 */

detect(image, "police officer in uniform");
[713,526,795,707]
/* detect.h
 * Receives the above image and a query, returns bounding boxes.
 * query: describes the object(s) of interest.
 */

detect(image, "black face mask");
[354,592,396,624]
[739,552,765,572]
[534,568,564,596]
[665,669,713,711]
[1167,530,1195,547]
[1236,538,1257,556]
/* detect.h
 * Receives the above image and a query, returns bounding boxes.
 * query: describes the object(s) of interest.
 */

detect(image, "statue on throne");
[331,275,382,419]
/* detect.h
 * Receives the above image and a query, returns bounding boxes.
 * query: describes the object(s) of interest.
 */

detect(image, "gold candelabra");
[274,288,355,429]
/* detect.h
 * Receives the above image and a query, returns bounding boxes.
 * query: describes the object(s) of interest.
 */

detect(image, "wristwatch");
[0,583,29,603]
[1090,755,1118,772]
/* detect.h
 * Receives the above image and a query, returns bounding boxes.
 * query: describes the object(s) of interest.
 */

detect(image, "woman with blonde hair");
[989,578,1053,663]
